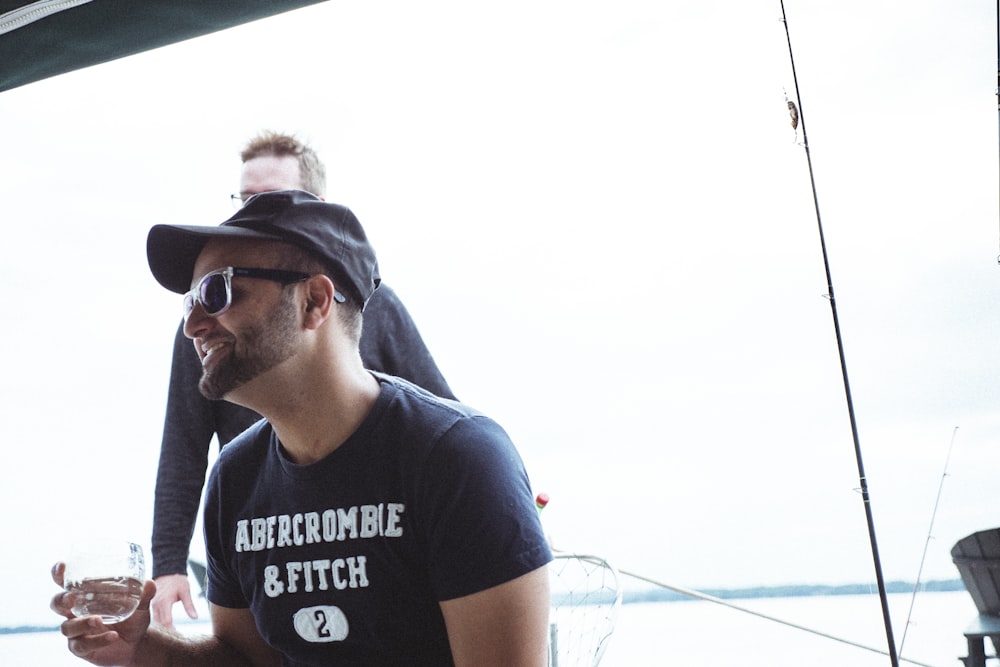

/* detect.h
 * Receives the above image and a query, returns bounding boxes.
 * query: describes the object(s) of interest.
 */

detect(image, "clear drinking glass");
[63,541,145,623]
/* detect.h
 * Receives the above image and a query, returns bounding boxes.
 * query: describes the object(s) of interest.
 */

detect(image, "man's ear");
[303,274,336,329]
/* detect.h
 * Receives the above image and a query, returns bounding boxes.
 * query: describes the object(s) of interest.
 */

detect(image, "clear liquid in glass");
[66,576,142,623]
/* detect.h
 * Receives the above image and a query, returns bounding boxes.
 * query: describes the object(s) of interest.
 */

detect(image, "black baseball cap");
[147,190,381,308]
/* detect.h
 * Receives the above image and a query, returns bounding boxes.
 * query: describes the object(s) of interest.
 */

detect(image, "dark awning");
[0,0,326,93]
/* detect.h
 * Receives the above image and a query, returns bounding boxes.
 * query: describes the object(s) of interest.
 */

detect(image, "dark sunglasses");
[183,267,311,320]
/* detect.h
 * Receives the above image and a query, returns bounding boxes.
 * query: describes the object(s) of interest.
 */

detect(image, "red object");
[535,492,550,510]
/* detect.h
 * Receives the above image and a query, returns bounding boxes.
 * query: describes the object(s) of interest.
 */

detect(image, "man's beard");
[199,293,300,401]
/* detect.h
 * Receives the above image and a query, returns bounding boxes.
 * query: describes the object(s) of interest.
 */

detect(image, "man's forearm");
[132,627,250,667]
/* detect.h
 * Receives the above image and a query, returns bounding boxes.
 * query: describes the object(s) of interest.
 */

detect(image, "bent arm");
[132,605,278,667]
[153,324,262,581]
[204,604,281,667]
[122,617,275,667]
[152,323,216,579]
[52,566,278,667]
[440,565,550,667]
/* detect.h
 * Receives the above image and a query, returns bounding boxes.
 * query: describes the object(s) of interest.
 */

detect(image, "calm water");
[600,590,976,667]
[3,591,977,666]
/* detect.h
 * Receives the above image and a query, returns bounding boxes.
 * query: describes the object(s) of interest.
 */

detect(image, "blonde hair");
[240,130,327,197]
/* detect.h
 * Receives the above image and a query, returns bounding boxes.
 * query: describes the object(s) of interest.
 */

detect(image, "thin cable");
[898,427,958,658]
[614,567,938,667]
[779,3,899,666]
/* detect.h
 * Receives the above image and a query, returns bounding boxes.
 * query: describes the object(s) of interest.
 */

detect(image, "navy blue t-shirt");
[204,374,551,666]
[153,283,457,580]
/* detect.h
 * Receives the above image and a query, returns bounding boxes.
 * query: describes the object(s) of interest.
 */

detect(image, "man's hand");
[151,574,199,629]
[51,561,156,666]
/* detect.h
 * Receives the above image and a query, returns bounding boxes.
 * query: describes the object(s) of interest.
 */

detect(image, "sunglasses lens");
[183,293,196,319]
[200,273,230,315]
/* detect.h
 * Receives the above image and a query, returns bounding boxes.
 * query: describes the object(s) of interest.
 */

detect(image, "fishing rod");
[778,4,899,666]
[898,427,958,659]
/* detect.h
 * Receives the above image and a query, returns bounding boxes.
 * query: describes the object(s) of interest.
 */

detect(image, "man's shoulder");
[373,374,500,452]
[362,282,406,320]
[376,372,472,416]
[366,282,400,305]
[371,282,399,297]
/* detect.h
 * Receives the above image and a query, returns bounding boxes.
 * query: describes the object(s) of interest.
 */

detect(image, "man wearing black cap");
[52,191,551,666]
[151,131,457,629]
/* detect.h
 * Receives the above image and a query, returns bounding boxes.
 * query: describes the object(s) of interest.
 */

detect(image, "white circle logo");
[292,605,349,643]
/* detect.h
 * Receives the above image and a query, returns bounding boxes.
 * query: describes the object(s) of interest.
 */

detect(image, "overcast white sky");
[1,0,999,631]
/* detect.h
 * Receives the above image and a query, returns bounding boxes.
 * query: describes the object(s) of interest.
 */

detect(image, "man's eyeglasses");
[230,190,318,208]
[183,267,310,320]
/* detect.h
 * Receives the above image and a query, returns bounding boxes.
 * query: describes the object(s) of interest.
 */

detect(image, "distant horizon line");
[621,577,965,605]
[2,578,968,633]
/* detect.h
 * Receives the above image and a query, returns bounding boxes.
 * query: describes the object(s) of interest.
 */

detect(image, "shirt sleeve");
[419,416,552,600]
[151,322,214,578]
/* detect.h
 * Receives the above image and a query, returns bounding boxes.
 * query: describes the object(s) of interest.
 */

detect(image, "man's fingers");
[65,624,120,659]
[50,589,74,619]
[182,596,199,620]
[50,562,76,620]
[51,561,65,587]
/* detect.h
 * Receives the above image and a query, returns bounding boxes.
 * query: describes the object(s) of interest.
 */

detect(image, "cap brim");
[147,224,282,293]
